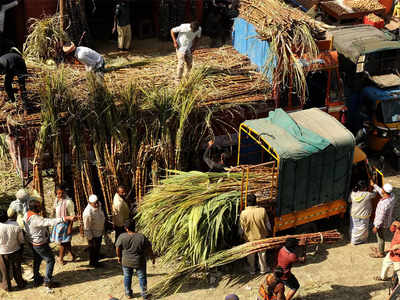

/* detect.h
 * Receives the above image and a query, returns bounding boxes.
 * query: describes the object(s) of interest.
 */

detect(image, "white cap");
[15,189,29,201]
[88,194,98,203]
[383,183,393,194]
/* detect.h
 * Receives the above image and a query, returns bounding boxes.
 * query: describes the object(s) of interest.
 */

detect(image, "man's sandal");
[369,253,385,258]
[374,276,390,281]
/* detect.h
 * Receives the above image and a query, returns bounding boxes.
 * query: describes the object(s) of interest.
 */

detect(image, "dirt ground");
[0,157,398,300]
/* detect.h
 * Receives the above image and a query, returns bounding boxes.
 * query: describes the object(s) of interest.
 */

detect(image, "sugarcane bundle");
[239,0,323,103]
[136,168,276,267]
[149,230,342,298]
[23,15,69,62]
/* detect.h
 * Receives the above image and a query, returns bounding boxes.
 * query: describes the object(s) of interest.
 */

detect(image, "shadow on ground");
[302,283,389,300]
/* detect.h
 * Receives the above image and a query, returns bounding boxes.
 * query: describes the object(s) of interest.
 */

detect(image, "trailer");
[237,108,382,234]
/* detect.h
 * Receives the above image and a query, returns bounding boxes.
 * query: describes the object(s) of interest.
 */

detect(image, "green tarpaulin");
[241,108,355,216]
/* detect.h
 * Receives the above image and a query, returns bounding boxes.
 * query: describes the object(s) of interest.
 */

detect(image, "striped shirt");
[373,185,396,229]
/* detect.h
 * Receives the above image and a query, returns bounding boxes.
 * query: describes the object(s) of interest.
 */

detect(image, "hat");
[15,189,29,201]
[88,194,98,203]
[383,183,393,194]
[63,41,76,55]
[225,294,239,300]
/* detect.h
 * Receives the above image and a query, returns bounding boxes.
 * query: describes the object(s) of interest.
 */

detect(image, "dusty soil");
[0,157,399,300]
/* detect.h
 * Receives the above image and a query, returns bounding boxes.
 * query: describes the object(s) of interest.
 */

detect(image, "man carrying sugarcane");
[240,193,272,274]
[170,21,201,82]
[276,238,306,300]
[0,52,29,111]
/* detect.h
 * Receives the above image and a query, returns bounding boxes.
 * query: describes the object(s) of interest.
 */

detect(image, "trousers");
[117,24,132,50]
[247,251,268,273]
[176,50,193,81]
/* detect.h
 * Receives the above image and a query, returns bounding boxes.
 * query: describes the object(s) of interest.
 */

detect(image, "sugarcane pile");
[238,0,324,103]
[149,230,342,298]
[136,166,278,267]
[344,0,385,11]
[23,16,68,63]
[26,67,232,218]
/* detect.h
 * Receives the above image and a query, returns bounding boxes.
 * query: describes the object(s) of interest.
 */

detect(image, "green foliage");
[23,15,69,62]
[136,170,243,267]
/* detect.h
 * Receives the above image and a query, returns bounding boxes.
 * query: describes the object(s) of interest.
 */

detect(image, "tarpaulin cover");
[232,17,273,80]
[329,25,400,63]
[241,108,355,216]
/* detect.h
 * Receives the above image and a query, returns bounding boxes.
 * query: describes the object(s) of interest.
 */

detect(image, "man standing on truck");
[112,0,131,51]
[370,182,396,258]
[276,238,306,300]
[240,193,271,274]
[203,140,230,172]
[170,21,201,82]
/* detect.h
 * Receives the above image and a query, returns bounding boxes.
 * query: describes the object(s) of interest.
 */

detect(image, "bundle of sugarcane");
[23,15,69,62]
[149,230,342,298]
[239,0,323,104]
[137,168,276,267]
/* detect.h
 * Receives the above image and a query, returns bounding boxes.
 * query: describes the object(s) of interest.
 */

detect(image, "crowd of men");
[0,185,154,299]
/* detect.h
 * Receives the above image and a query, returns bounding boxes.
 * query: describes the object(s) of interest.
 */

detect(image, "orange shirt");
[389,225,400,262]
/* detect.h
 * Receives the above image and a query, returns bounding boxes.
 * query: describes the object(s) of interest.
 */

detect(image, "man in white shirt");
[112,185,130,244]
[83,194,105,267]
[170,21,201,82]
[63,42,105,80]
[0,209,25,291]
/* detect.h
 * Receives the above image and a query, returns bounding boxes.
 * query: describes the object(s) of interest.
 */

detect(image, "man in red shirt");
[375,220,400,281]
[277,238,306,300]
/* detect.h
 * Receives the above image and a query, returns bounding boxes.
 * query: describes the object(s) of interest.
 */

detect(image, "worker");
[375,220,400,281]
[370,181,396,258]
[257,267,286,300]
[394,1,400,18]
[0,52,28,110]
[24,200,76,288]
[63,42,105,80]
[203,140,230,172]
[276,238,306,300]
[83,194,105,268]
[0,209,25,291]
[112,185,130,244]
[7,188,31,228]
[170,21,201,82]
[240,193,271,274]
[348,180,375,245]
[112,0,132,51]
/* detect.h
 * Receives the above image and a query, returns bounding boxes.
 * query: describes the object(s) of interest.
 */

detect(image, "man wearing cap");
[63,42,105,79]
[0,209,25,291]
[83,194,105,267]
[370,181,396,258]
[239,193,271,274]
[7,188,30,228]
[24,200,76,288]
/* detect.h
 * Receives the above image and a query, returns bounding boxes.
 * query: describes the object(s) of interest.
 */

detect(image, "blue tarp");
[232,17,273,81]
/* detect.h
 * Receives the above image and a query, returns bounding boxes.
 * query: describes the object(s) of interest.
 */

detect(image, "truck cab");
[330,25,400,167]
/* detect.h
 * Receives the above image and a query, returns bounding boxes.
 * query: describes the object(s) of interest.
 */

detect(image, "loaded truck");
[236,108,382,234]
[329,25,400,169]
